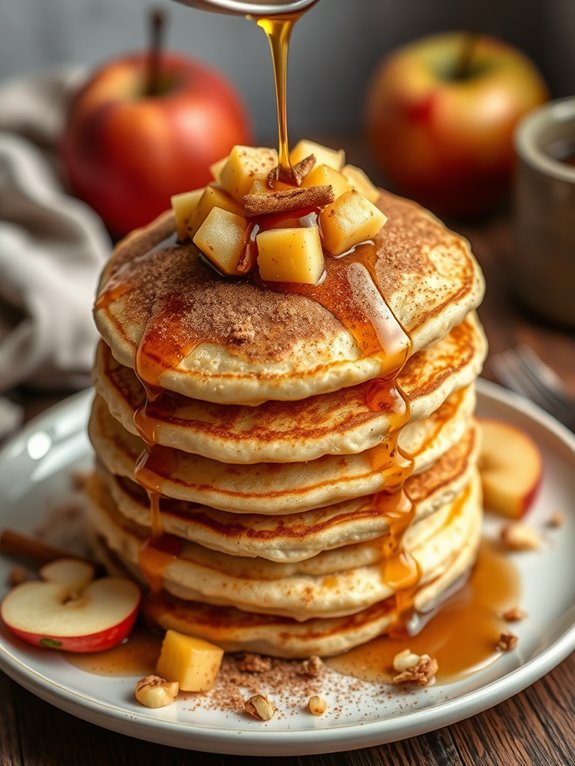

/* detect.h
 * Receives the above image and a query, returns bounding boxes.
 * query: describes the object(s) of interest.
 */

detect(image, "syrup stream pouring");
[171,0,318,16]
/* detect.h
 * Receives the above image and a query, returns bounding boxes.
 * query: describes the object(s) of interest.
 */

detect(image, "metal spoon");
[171,0,318,16]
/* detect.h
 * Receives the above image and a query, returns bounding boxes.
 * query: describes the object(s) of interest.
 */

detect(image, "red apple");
[1,558,140,653]
[364,33,548,216]
[61,52,252,236]
[478,418,543,519]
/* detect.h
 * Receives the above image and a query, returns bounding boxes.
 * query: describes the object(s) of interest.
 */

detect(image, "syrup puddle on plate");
[66,538,519,688]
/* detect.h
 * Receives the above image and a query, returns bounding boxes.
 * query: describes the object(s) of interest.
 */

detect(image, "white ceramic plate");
[0,380,574,756]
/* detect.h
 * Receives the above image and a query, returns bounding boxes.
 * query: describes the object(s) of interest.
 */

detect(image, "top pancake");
[94,190,484,404]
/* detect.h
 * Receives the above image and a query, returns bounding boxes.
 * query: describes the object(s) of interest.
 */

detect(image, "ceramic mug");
[514,97,575,327]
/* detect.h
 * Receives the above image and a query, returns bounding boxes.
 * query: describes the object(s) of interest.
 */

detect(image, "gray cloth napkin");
[0,69,111,439]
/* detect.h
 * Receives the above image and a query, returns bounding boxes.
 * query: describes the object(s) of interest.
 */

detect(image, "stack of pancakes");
[87,188,486,658]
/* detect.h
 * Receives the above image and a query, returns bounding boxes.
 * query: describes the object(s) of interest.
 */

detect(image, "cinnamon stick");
[0,528,104,574]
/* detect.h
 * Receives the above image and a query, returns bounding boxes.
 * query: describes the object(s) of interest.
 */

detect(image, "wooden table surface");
[1,209,574,766]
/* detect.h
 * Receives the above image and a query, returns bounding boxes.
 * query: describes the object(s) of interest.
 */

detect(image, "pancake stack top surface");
[88,143,487,658]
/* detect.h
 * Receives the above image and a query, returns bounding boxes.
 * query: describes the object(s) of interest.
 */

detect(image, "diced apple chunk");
[257,227,324,284]
[190,185,244,237]
[248,178,269,195]
[302,164,351,199]
[290,140,345,171]
[156,629,223,692]
[210,157,227,183]
[171,188,204,241]
[342,164,380,203]
[319,190,387,256]
[193,207,250,276]
[219,145,278,201]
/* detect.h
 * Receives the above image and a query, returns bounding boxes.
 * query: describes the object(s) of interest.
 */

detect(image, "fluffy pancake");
[88,386,475,514]
[93,423,478,562]
[88,469,481,621]
[94,190,484,404]
[93,313,486,463]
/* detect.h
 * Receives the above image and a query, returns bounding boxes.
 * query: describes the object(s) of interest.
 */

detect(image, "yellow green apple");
[364,33,548,216]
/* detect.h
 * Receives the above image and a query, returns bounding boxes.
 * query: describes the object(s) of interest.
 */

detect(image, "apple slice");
[478,418,543,518]
[39,559,95,594]
[1,559,140,653]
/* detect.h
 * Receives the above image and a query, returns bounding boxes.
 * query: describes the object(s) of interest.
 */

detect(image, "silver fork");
[491,345,575,431]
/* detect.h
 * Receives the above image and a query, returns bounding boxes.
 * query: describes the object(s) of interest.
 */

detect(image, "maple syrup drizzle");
[133,364,182,591]
[326,538,521,684]
[256,13,297,179]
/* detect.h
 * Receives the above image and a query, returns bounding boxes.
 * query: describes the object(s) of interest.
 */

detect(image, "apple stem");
[453,32,479,80]
[146,8,166,97]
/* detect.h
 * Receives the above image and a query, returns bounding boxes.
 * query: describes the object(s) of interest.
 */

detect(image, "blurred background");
[2,0,574,140]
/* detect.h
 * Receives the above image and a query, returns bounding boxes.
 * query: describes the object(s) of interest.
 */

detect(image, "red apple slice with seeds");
[39,559,95,594]
[1,559,140,652]
[478,418,543,519]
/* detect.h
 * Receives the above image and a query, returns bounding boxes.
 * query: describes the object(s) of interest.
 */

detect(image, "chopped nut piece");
[7,566,28,587]
[244,185,334,218]
[135,675,179,708]
[497,632,519,652]
[391,650,438,686]
[300,655,324,677]
[503,606,527,622]
[308,695,327,716]
[500,522,540,551]
[546,512,565,528]
[237,653,272,673]
[244,694,276,721]
[392,648,422,673]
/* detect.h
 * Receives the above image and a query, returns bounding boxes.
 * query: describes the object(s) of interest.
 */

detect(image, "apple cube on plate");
[320,189,387,256]
[219,145,278,201]
[210,157,228,184]
[193,207,250,276]
[302,164,350,199]
[156,629,224,692]
[191,185,244,237]
[290,140,345,171]
[257,227,324,284]
[342,165,380,204]
[171,188,204,241]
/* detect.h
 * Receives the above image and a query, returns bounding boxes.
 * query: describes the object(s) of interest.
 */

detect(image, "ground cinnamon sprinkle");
[183,653,326,715]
